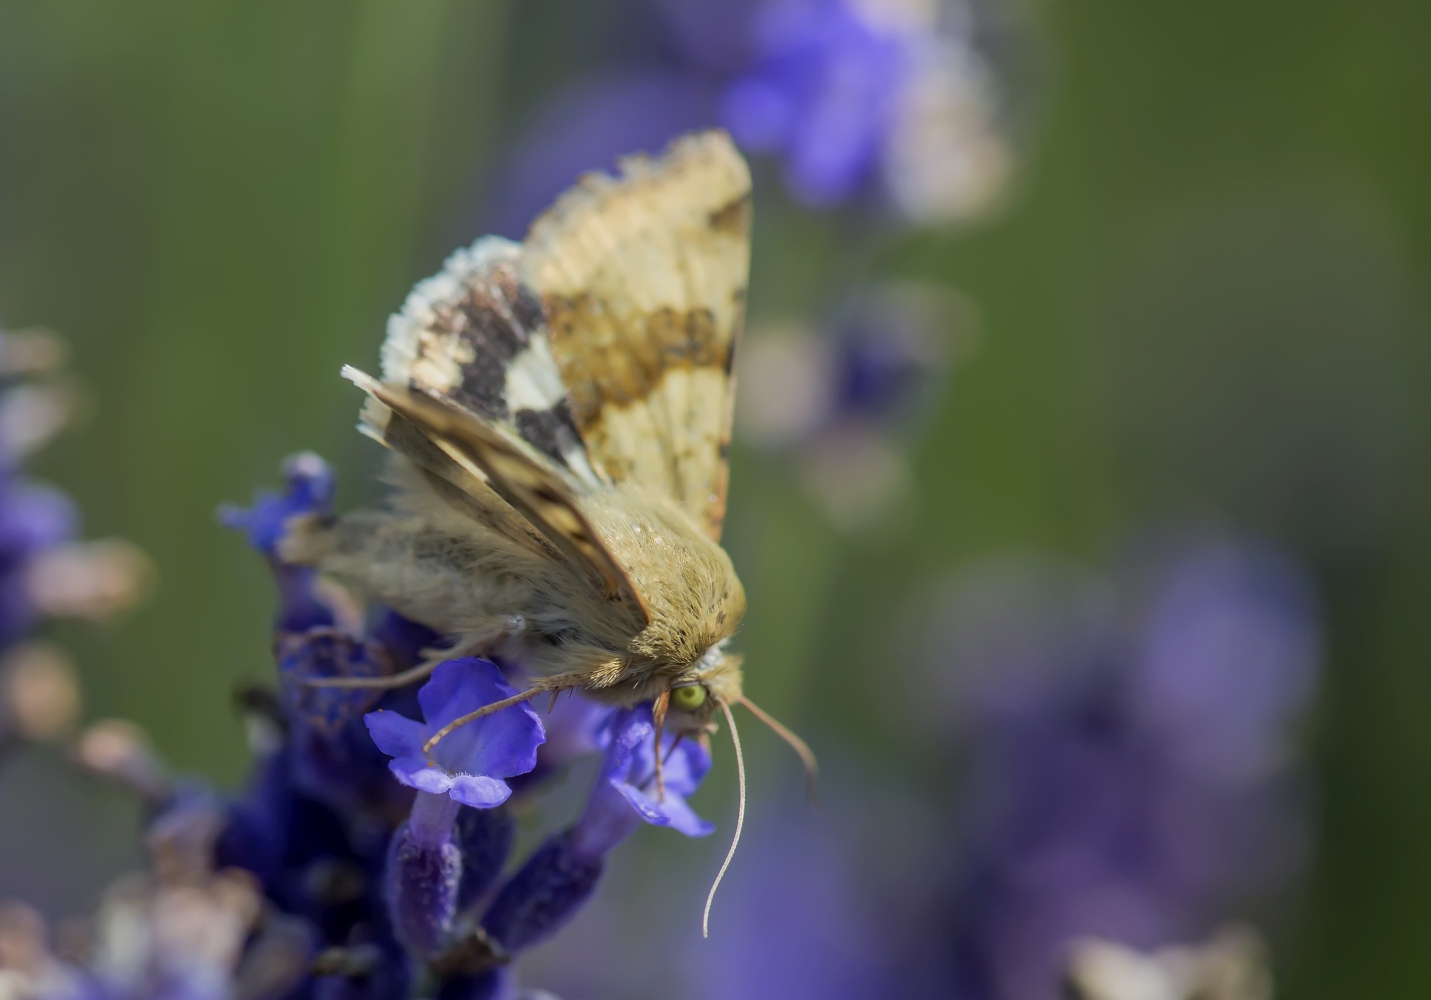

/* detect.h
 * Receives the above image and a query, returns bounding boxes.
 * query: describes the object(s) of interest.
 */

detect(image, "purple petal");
[431,701,544,780]
[220,453,333,556]
[597,709,655,778]
[417,658,516,728]
[662,737,713,796]
[448,775,513,810]
[365,709,427,760]
[615,783,714,838]
[540,694,615,767]
[390,759,454,796]
[410,659,547,781]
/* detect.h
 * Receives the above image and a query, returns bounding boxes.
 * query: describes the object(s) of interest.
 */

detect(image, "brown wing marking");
[345,366,650,624]
[377,408,555,560]
[377,237,602,489]
[520,130,751,541]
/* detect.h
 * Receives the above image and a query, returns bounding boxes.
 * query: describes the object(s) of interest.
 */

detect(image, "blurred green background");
[1,1,1430,997]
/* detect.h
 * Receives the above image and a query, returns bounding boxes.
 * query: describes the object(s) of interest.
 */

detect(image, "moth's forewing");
[346,368,649,623]
[520,131,751,542]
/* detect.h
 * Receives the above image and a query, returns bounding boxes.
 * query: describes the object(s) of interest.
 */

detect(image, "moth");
[291,131,812,927]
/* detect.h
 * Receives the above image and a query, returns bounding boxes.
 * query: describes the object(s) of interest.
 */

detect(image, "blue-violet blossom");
[365,658,545,810]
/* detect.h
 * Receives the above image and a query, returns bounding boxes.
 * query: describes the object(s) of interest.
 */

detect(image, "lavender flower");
[221,454,410,819]
[719,0,1012,221]
[0,324,149,769]
[0,324,150,664]
[928,537,1321,999]
[483,0,1015,234]
[736,282,965,529]
[481,706,713,956]
[386,793,466,957]
[218,451,338,634]
[370,660,545,955]
[7,449,731,1000]
[721,0,908,206]
[365,659,545,809]
[276,629,387,734]
[571,704,714,857]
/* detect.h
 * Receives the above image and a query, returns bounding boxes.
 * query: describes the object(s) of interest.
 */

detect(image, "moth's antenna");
[703,699,745,939]
[738,695,819,803]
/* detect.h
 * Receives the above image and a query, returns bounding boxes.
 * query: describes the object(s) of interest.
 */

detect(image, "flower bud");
[481,830,603,955]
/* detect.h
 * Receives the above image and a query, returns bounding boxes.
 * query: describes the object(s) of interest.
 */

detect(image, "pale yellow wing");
[519,130,752,541]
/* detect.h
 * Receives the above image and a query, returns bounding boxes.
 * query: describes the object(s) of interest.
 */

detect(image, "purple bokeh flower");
[0,326,93,649]
[722,0,908,206]
[736,282,964,530]
[365,658,546,809]
[690,792,892,1000]
[929,536,1322,999]
[481,72,715,239]
[482,0,1014,232]
[0,323,150,766]
[717,0,1012,220]
[0,478,75,644]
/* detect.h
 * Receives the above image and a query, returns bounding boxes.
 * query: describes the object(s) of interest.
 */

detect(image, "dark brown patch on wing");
[443,261,533,422]
[513,403,585,466]
[544,294,732,432]
[709,193,752,236]
[517,130,752,540]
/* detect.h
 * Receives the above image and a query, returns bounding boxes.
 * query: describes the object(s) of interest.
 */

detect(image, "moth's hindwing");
[521,130,752,541]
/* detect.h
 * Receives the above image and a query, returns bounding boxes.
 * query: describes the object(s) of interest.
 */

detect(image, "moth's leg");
[301,628,494,690]
[421,670,589,754]
[651,689,671,802]
[301,659,438,690]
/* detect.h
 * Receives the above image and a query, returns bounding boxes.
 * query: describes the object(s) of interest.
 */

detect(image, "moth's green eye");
[671,684,708,712]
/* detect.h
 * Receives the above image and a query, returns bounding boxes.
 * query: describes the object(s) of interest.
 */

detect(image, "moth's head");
[665,642,743,726]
